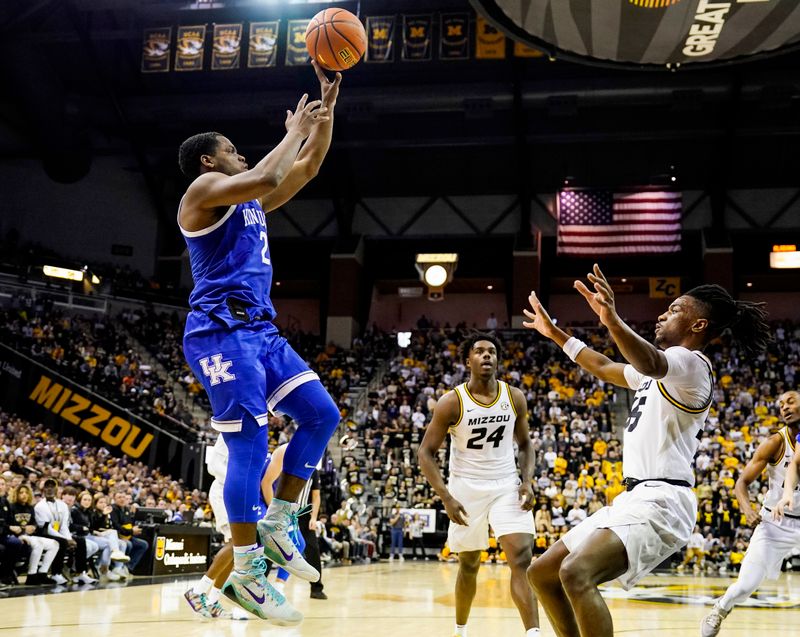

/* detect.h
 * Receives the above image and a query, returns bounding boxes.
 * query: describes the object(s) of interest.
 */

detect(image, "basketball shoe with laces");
[257,500,320,582]
[223,548,303,625]
[701,603,729,637]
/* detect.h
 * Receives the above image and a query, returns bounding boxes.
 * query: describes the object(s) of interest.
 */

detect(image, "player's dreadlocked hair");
[458,331,503,363]
[685,284,772,357]
[178,131,222,179]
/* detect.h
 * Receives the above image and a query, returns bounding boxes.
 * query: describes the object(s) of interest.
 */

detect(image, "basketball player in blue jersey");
[177,61,342,623]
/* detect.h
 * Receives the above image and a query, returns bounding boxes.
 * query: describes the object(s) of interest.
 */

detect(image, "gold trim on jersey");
[769,430,786,467]
[508,383,518,417]
[449,387,464,433]
[464,381,502,408]
[788,426,797,452]
[656,381,712,414]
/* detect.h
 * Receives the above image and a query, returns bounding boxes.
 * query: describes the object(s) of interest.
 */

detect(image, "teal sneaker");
[222,550,303,625]
[257,503,320,582]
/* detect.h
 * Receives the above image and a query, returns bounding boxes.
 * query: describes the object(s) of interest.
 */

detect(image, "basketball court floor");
[2,562,798,636]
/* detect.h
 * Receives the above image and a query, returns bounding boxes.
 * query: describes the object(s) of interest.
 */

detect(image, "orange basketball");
[305,8,367,72]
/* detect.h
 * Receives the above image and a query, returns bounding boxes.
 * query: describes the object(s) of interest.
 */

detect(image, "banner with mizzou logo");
[476,16,505,59]
[175,25,206,71]
[0,344,204,488]
[285,19,310,66]
[211,23,242,70]
[440,13,469,60]
[365,15,395,63]
[248,21,279,68]
[141,27,171,73]
[402,14,432,61]
[473,0,800,67]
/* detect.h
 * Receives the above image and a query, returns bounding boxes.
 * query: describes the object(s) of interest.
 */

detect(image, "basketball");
[305,8,367,72]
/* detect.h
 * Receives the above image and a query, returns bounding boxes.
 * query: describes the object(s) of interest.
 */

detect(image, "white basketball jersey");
[621,346,714,485]
[764,426,800,511]
[448,381,518,480]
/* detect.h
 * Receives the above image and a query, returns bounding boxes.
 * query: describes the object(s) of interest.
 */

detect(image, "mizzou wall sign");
[471,1,800,68]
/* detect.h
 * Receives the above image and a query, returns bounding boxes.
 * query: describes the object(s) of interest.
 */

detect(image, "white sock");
[233,544,261,571]
[193,575,213,595]
[266,498,293,518]
[526,629,541,637]
[208,586,222,603]
[455,624,467,637]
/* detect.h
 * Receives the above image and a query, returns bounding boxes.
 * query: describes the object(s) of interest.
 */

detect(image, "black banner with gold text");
[142,27,171,73]
[440,13,469,60]
[402,14,432,61]
[248,21,279,68]
[175,24,206,71]
[0,345,203,488]
[366,15,395,63]
[285,19,310,66]
[212,23,242,70]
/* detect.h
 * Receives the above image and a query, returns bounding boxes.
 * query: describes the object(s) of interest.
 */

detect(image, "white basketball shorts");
[742,510,800,580]
[447,474,534,553]
[209,479,231,543]
[562,480,696,590]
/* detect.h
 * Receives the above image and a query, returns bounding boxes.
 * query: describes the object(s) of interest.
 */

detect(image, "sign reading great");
[471,0,800,67]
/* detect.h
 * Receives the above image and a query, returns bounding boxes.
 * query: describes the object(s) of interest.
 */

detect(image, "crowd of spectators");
[0,410,213,589]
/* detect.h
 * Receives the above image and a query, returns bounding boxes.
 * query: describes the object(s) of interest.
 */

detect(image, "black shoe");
[310,589,328,600]
[37,574,56,586]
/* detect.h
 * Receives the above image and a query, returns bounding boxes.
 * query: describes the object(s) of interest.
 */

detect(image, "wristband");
[562,337,588,362]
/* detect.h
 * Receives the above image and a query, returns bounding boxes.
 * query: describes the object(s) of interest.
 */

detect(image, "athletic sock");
[266,498,293,519]
[233,544,260,572]
[454,624,467,637]
[525,629,541,637]
[193,575,213,595]
[208,587,222,603]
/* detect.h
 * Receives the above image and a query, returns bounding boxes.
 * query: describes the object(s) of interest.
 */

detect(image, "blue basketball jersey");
[179,199,275,323]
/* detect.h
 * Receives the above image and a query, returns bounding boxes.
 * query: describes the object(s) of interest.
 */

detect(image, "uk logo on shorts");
[199,354,236,385]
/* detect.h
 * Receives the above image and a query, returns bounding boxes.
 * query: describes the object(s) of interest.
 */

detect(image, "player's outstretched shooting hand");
[312,59,342,107]
[285,93,329,138]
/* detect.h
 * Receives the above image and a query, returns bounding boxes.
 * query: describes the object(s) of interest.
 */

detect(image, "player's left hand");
[518,482,535,512]
[312,60,342,107]
[773,495,793,520]
[574,263,620,327]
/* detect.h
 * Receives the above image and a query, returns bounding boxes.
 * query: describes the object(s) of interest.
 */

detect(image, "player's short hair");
[458,331,503,362]
[685,284,771,357]
[178,131,223,179]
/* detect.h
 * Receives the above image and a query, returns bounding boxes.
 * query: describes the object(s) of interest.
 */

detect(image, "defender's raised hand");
[312,59,342,107]
[522,291,557,339]
[574,263,619,327]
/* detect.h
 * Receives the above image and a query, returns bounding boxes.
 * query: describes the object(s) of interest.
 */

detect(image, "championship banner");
[0,344,203,487]
[211,23,242,70]
[141,27,171,73]
[248,20,279,68]
[439,13,469,60]
[365,15,395,63]
[514,41,544,58]
[476,16,505,59]
[285,19,310,66]
[175,24,206,71]
[402,14,432,61]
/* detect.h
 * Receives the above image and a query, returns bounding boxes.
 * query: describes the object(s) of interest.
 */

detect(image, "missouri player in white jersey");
[702,390,800,636]
[523,264,771,637]
[418,332,540,637]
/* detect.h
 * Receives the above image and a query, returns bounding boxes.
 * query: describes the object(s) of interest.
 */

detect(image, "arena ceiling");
[1,0,799,265]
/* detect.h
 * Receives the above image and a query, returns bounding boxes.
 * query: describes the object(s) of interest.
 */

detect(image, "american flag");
[557,190,682,256]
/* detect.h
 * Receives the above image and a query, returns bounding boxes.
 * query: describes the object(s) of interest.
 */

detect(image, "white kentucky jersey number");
[259,231,271,265]
[199,354,236,386]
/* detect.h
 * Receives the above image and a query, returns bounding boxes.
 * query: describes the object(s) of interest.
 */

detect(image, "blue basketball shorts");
[183,314,320,434]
